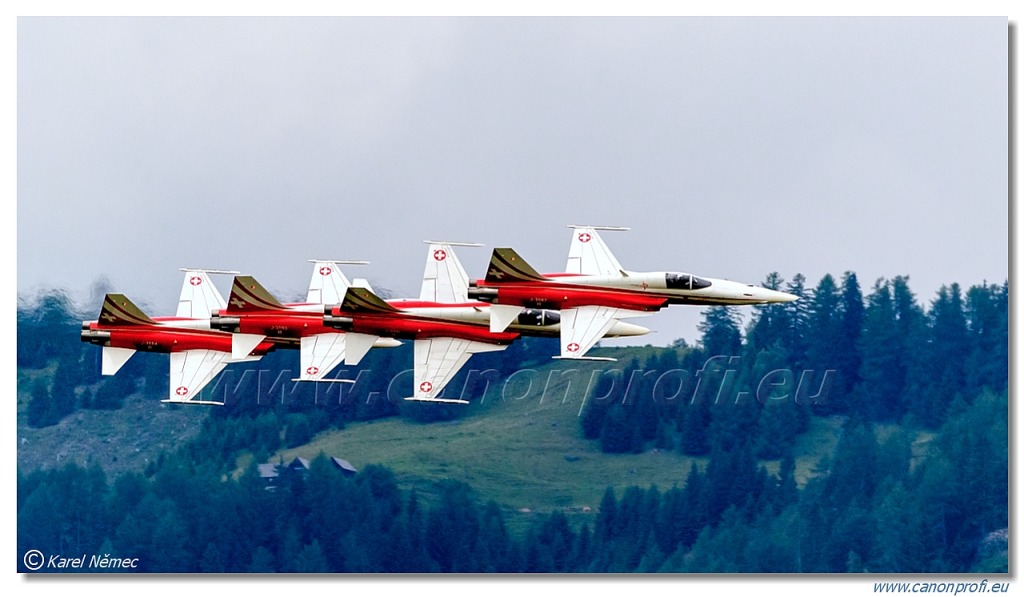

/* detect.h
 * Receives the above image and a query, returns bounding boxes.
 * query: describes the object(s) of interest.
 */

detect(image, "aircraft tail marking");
[98,294,156,326]
[341,287,399,314]
[485,248,547,284]
[226,276,285,312]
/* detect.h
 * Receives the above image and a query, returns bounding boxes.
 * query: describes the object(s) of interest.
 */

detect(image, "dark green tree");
[835,271,865,402]
[853,279,902,421]
[698,306,742,357]
[25,379,53,428]
[425,480,481,572]
[805,274,843,413]
[905,284,969,427]
[963,282,1008,395]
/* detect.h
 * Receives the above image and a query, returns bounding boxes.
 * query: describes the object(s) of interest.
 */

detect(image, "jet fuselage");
[81,319,276,355]
[325,301,520,344]
[471,271,797,309]
[379,300,648,338]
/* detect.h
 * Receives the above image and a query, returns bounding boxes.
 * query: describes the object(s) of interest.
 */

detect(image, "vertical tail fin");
[420,241,480,303]
[351,278,375,292]
[225,276,285,313]
[307,260,366,305]
[98,294,156,326]
[485,248,547,284]
[340,287,399,314]
[565,225,628,276]
[177,269,233,319]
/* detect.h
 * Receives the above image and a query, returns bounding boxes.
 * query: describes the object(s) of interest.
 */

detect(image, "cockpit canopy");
[516,308,560,327]
[666,273,712,291]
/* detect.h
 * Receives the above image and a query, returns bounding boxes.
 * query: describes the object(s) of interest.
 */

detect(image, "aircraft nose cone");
[759,288,799,303]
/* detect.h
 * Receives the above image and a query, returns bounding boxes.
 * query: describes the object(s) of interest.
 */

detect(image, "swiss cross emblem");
[319,266,332,276]
[578,232,592,243]
[306,366,319,375]
[567,342,581,353]
[434,249,447,261]
[189,276,202,286]
[175,386,189,397]
[419,381,433,393]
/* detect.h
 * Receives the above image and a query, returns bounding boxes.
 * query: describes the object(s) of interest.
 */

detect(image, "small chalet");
[258,455,359,488]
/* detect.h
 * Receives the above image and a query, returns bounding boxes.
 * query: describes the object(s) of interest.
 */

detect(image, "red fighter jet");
[325,285,519,405]
[208,260,402,383]
[322,241,649,403]
[80,269,276,405]
[468,225,798,361]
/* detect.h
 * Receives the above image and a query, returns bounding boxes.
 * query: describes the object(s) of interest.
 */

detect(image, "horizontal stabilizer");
[102,346,136,375]
[232,333,266,360]
[291,378,356,384]
[489,304,524,333]
[344,332,381,366]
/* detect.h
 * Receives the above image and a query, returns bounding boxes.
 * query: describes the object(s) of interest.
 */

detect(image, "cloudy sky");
[16,16,1008,346]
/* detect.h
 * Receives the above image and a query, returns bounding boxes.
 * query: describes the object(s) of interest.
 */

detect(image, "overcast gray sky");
[16,16,1008,346]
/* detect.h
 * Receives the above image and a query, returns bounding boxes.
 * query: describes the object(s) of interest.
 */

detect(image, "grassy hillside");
[259,346,849,532]
[19,343,932,537]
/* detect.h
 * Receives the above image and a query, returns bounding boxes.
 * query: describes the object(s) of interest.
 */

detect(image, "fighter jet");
[208,260,401,382]
[322,241,650,403]
[325,284,517,404]
[386,241,649,339]
[80,269,275,405]
[468,225,797,360]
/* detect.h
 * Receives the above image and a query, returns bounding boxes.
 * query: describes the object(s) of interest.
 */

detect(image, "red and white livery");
[208,260,400,383]
[469,226,798,360]
[80,269,274,405]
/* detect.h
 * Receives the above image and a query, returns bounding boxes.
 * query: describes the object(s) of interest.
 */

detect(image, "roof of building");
[331,457,358,473]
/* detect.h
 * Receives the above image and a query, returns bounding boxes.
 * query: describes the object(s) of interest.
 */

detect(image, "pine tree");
[600,403,638,453]
[698,306,742,357]
[425,480,481,572]
[906,284,969,427]
[964,282,1009,395]
[853,279,902,421]
[783,273,811,367]
[805,274,843,409]
[835,271,865,403]
[677,395,711,456]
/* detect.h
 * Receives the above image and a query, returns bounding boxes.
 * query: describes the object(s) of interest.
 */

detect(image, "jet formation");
[80,226,797,405]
